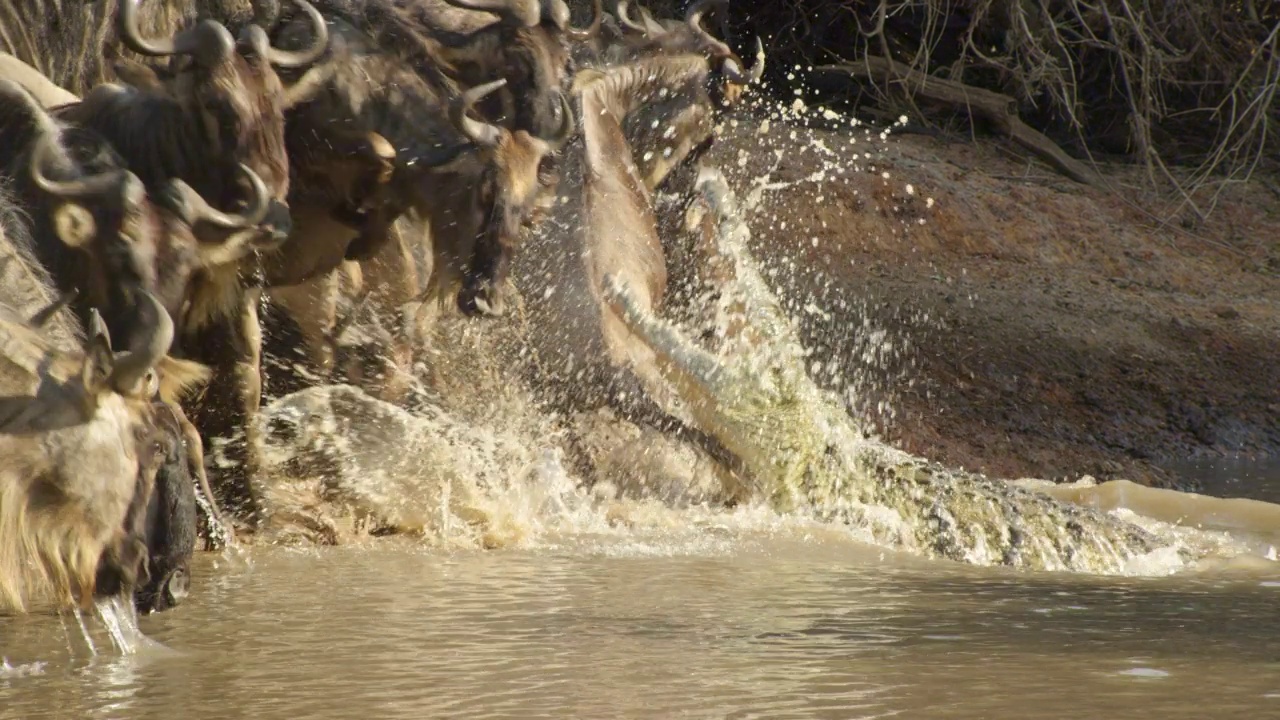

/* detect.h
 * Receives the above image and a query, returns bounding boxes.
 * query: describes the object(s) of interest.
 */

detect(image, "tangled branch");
[721,0,1279,217]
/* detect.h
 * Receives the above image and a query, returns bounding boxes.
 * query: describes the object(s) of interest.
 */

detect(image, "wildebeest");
[112,399,200,613]
[388,0,603,139]
[17,0,330,523]
[0,232,184,613]
[603,0,763,96]
[258,7,574,414]
[0,74,263,545]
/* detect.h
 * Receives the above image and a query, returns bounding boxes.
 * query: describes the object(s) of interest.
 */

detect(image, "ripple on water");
[3,542,1280,719]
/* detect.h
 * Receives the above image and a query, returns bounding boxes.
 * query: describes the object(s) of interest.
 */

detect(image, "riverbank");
[708,113,1280,492]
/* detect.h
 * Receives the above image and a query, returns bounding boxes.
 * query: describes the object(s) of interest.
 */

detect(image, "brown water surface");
[3,531,1279,720]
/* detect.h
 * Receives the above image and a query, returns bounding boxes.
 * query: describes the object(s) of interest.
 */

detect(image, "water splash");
[247,79,1276,579]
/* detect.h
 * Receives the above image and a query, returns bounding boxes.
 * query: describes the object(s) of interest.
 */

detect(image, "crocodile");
[600,166,1205,575]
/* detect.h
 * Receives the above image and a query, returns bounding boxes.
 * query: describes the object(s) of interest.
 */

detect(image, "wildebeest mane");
[293,23,474,172]
[60,79,288,211]
[0,1,262,96]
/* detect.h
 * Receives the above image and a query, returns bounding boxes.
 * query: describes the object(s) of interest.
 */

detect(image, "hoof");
[457,283,506,318]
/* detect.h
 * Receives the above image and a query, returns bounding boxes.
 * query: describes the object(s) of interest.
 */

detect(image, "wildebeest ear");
[52,203,96,247]
[81,309,115,395]
[112,59,168,94]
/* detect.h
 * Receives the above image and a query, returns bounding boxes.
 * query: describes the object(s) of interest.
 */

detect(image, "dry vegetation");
[661,0,1280,222]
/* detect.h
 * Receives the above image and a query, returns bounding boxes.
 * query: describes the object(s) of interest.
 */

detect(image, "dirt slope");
[706,114,1280,491]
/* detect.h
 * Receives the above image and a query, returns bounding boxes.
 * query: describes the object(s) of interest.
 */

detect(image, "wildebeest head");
[613,0,763,100]
[94,397,198,615]
[0,79,273,392]
[0,287,181,612]
[424,0,603,140]
[587,1,764,190]
[88,0,330,244]
[0,80,159,328]
[442,77,574,316]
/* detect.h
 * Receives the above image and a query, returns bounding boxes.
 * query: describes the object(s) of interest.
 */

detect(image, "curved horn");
[441,0,540,28]
[748,36,765,83]
[450,79,508,148]
[638,6,667,36]
[685,0,734,58]
[615,1,651,35]
[119,0,180,56]
[120,0,234,63]
[164,164,271,231]
[30,132,128,200]
[564,0,602,41]
[109,289,174,396]
[265,0,329,68]
[541,0,570,30]
[548,89,574,148]
[29,290,78,328]
[716,38,764,86]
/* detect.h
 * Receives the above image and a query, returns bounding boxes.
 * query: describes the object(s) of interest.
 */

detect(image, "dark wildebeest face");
[423,0,603,139]
[443,78,574,316]
[0,79,268,408]
[0,79,161,333]
[94,397,198,615]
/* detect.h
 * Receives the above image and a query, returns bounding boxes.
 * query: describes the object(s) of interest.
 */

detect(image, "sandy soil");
[706,113,1280,491]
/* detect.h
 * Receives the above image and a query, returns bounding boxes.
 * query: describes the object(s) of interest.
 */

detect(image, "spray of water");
[246,65,1280,580]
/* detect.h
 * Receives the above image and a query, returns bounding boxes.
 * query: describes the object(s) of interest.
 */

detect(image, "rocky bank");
[705,112,1280,492]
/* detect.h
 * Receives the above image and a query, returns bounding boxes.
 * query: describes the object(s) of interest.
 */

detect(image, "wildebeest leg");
[352,224,420,404]
[267,271,341,382]
[170,402,235,550]
[186,292,267,527]
[239,292,266,519]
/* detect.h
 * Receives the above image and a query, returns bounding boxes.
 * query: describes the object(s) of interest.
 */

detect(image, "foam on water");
[245,86,1280,581]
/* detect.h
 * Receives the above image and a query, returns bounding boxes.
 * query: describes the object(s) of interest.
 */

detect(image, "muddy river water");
[4,511,1280,719]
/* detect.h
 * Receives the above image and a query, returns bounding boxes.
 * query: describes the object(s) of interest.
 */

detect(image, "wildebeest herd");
[0,0,761,618]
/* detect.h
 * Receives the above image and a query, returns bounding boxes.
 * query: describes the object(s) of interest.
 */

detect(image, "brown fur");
[0,272,166,613]
[0,1,258,95]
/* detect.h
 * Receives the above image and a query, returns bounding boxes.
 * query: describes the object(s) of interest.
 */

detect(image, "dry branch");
[816,57,1105,187]
[684,0,1280,217]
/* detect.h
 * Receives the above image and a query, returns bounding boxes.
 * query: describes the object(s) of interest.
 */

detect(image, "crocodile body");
[602,167,1182,575]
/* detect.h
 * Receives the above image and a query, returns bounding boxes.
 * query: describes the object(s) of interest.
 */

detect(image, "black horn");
[549,89,574,148]
[686,0,734,59]
[29,290,79,329]
[265,0,329,69]
[541,0,570,30]
[30,132,131,201]
[564,0,603,41]
[615,1,652,35]
[120,0,235,67]
[108,290,174,397]
[163,164,271,234]
[718,38,764,85]
[441,0,540,28]
[450,79,508,148]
